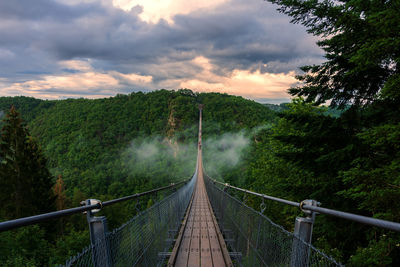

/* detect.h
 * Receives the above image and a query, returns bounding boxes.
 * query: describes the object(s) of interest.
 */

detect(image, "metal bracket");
[170,183,177,192]
[80,199,102,214]
[299,199,320,220]
[89,199,103,214]
[242,192,248,204]
[135,198,141,213]
[223,183,229,192]
[260,199,266,214]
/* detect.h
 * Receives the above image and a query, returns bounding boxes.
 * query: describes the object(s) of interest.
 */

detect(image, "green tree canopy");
[267,0,400,107]
[0,106,54,219]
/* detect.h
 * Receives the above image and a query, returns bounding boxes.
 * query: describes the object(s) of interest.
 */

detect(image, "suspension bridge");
[1,106,400,266]
[167,105,232,267]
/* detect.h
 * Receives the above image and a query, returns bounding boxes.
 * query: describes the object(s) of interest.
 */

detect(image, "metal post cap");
[87,199,102,213]
[299,199,319,216]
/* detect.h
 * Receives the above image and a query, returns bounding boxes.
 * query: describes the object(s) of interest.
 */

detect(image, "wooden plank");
[173,171,233,267]
[206,184,233,267]
[173,177,198,267]
[200,194,213,266]
[173,211,195,266]
[168,190,195,266]
[187,194,201,266]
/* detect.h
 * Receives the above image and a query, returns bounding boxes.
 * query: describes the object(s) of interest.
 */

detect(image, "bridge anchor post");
[290,199,318,267]
[85,199,112,267]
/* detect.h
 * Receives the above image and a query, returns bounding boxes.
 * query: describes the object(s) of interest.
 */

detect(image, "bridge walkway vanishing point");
[168,106,233,267]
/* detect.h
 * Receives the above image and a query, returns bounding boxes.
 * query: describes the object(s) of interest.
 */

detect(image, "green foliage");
[348,234,394,266]
[240,99,400,264]
[0,106,55,219]
[251,1,400,264]
[0,225,51,267]
[266,0,400,108]
[48,229,90,265]
[5,89,399,265]
[1,87,399,265]
[0,96,54,123]
[0,90,276,265]
[340,122,400,219]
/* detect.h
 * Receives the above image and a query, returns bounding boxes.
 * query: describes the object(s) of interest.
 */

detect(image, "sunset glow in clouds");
[0,60,153,99]
[0,0,323,102]
[113,0,228,24]
[179,57,298,99]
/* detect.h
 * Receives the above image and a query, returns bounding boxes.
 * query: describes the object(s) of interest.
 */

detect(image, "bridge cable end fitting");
[87,199,103,214]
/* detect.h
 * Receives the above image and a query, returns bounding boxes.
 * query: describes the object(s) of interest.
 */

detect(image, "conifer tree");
[266,0,400,107]
[0,106,54,219]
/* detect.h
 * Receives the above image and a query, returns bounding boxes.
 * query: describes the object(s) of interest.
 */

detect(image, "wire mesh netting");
[204,176,343,267]
[63,177,196,267]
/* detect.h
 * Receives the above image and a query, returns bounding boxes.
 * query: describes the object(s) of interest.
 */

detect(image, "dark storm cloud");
[0,0,323,98]
[0,0,103,21]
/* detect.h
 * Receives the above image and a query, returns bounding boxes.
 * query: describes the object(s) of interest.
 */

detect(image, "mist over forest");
[0,90,279,264]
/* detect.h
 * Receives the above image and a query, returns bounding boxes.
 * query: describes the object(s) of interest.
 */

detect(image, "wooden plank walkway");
[168,106,232,267]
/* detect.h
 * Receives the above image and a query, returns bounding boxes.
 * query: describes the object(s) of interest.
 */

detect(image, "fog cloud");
[122,128,260,182]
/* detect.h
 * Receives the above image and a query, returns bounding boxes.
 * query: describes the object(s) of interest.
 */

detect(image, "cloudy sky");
[0,0,323,103]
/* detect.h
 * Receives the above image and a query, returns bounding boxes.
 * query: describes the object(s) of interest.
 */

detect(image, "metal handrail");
[209,177,400,232]
[0,180,189,232]
[212,179,300,207]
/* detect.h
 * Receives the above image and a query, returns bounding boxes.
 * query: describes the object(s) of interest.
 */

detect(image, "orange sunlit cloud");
[178,56,296,99]
[113,0,227,23]
[0,57,295,100]
[0,60,153,99]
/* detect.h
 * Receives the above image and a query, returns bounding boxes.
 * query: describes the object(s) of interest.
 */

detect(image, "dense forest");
[239,0,399,265]
[0,88,399,266]
[0,91,277,265]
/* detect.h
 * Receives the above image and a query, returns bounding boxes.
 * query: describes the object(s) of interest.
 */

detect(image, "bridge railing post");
[290,199,319,267]
[84,199,112,267]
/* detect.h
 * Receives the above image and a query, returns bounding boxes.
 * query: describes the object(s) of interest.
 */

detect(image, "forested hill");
[2,89,399,266]
[0,90,281,265]
[0,90,276,198]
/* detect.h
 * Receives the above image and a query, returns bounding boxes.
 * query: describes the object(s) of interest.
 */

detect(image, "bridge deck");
[168,106,232,267]
[168,166,232,267]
